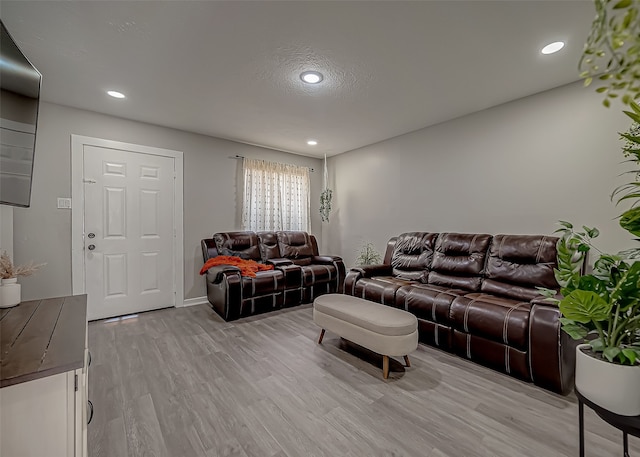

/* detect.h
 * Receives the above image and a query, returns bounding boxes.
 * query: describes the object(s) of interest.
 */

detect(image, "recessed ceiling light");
[307,140,318,146]
[300,71,323,84]
[107,90,126,99]
[541,41,565,55]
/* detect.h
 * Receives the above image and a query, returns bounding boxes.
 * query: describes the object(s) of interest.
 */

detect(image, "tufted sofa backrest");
[482,234,559,301]
[201,238,218,261]
[390,232,438,281]
[258,231,280,260]
[276,231,319,265]
[213,231,262,261]
[428,233,493,291]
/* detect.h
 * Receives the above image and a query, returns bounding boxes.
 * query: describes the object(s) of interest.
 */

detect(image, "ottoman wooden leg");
[383,355,389,379]
[403,355,411,367]
[318,329,326,344]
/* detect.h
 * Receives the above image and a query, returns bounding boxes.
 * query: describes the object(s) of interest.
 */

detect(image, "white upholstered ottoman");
[313,294,418,379]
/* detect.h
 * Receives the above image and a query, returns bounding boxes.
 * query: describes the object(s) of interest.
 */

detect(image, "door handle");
[88,244,96,251]
[87,400,94,424]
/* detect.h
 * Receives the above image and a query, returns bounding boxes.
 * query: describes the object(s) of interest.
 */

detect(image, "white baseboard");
[178,296,209,308]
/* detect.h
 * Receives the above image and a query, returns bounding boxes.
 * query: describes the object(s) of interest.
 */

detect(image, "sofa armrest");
[265,258,294,267]
[310,255,346,294]
[205,264,241,283]
[350,264,392,278]
[266,259,301,289]
[312,255,342,264]
[530,295,561,307]
[344,264,392,297]
[528,303,577,395]
[203,265,243,321]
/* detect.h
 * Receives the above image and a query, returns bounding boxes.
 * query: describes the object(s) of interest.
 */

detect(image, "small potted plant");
[355,242,382,266]
[0,251,44,308]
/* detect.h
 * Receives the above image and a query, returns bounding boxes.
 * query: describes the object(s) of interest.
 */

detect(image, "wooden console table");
[0,295,89,457]
[577,388,640,457]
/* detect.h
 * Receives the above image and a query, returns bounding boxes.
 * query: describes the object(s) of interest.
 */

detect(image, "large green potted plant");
[540,218,640,415]
[539,0,640,416]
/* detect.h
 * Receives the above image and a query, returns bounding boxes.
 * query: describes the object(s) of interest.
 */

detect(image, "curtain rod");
[232,154,315,172]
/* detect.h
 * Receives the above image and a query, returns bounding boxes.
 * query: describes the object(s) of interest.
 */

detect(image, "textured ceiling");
[1,1,595,157]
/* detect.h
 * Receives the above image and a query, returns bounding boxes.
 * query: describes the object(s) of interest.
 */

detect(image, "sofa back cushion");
[258,231,281,260]
[428,233,492,291]
[213,231,261,261]
[383,237,398,265]
[391,232,438,281]
[201,239,218,262]
[276,231,317,260]
[482,234,559,301]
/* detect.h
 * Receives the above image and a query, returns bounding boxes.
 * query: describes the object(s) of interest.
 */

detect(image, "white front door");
[83,145,176,320]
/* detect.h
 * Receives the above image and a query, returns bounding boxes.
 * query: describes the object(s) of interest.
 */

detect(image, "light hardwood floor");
[88,304,638,457]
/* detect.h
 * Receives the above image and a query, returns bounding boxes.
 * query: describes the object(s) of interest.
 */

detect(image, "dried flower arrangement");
[0,251,45,279]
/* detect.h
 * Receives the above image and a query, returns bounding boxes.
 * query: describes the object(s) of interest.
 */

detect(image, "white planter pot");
[575,343,640,416]
[0,277,21,308]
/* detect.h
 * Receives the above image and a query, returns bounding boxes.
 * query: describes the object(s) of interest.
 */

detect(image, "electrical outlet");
[57,198,72,209]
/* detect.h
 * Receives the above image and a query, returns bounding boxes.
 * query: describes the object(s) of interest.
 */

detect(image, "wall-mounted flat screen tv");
[0,19,41,208]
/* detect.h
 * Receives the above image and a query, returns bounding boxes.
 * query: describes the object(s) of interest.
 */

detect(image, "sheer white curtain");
[242,158,311,231]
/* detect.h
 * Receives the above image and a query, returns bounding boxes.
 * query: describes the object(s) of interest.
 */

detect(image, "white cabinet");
[0,296,88,457]
[0,367,87,457]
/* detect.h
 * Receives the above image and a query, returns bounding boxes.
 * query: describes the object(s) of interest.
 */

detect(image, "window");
[241,158,311,231]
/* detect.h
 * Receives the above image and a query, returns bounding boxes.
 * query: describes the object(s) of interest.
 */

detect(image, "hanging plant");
[320,188,332,222]
[319,154,333,222]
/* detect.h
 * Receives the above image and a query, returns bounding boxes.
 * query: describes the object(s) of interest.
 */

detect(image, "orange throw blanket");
[199,255,274,278]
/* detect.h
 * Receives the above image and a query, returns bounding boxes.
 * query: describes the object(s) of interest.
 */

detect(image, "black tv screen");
[0,20,41,208]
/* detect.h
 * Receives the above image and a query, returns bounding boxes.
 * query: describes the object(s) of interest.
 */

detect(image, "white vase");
[575,343,640,416]
[0,277,21,308]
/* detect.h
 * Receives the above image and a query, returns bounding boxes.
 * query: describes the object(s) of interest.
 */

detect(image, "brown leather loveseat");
[344,232,576,395]
[201,231,345,321]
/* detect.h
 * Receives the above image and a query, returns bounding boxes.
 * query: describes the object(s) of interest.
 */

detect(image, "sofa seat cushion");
[241,270,284,297]
[349,276,416,306]
[449,293,531,350]
[396,284,467,325]
[299,264,336,286]
[314,294,417,337]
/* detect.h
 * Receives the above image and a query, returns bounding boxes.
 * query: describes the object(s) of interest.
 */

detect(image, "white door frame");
[71,135,184,307]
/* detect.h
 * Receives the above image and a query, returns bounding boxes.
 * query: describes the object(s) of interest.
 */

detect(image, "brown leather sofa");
[201,231,345,321]
[344,232,576,395]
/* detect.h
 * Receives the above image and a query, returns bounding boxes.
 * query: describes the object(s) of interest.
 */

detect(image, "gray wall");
[15,81,633,301]
[326,82,633,267]
[13,102,323,301]
[0,207,13,259]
